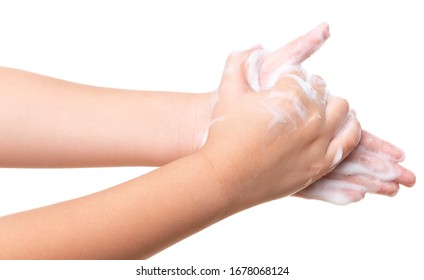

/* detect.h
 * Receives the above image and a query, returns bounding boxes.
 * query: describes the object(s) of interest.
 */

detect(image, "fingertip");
[316,22,330,40]
[408,173,417,187]
[397,149,406,162]
[303,22,331,48]
[385,183,400,197]
[390,144,406,162]
[396,166,416,187]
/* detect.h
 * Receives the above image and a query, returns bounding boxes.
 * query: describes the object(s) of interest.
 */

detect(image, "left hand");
[294,130,416,204]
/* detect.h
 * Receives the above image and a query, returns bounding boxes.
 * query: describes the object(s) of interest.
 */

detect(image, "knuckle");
[307,108,324,128]
[225,51,241,65]
[337,97,350,112]
[311,74,327,87]
[226,48,252,67]
[309,161,325,177]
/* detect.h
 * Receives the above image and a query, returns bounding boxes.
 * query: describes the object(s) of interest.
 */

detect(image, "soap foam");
[246,48,319,130]
[262,64,305,90]
[301,179,366,205]
[331,146,343,168]
[334,142,401,182]
[286,74,317,101]
[246,49,268,92]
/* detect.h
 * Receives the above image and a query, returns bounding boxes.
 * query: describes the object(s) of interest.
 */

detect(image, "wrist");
[196,144,252,215]
[173,92,216,158]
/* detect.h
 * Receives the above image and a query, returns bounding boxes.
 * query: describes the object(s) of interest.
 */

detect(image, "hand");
[294,130,416,204]
[187,23,331,155]
[199,48,360,211]
[247,22,330,91]
[245,23,416,205]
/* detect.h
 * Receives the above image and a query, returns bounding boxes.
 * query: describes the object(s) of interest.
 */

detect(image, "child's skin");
[239,23,415,204]
[0,24,414,202]
[0,23,415,259]
[0,66,212,167]
[0,46,358,259]
[295,130,415,204]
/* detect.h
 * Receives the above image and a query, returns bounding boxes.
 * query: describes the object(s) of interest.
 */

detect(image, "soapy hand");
[252,23,416,204]
[294,130,416,204]
[200,47,360,210]
[247,23,330,91]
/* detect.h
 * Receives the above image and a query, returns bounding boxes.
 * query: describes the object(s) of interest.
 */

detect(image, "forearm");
[0,152,231,259]
[0,66,211,167]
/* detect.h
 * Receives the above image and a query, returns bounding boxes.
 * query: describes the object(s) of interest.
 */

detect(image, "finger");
[283,22,330,65]
[294,175,400,205]
[333,147,408,182]
[259,22,330,88]
[324,112,361,169]
[337,162,415,189]
[261,22,330,69]
[395,165,416,187]
[324,172,400,196]
[380,182,400,197]
[348,130,415,186]
[331,137,416,187]
[323,96,350,138]
[219,47,258,98]
[360,130,406,162]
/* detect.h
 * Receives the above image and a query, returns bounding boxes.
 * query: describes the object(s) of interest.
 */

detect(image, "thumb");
[218,47,259,98]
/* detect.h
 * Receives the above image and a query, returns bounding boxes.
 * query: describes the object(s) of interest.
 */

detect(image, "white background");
[0,0,422,279]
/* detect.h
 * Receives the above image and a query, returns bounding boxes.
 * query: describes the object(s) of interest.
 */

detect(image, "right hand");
[199,48,360,211]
